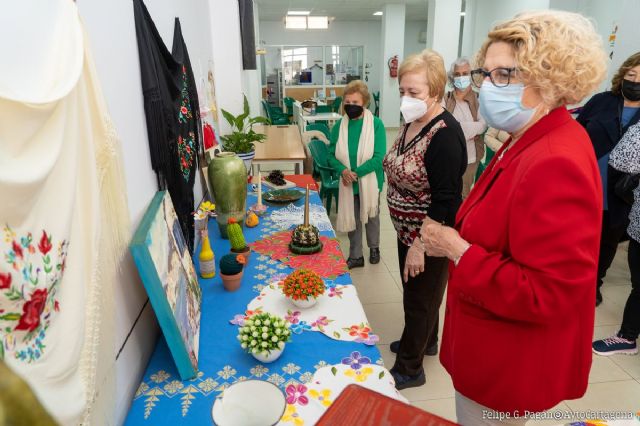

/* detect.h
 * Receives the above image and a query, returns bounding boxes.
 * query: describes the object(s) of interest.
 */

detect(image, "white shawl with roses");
[0,2,129,424]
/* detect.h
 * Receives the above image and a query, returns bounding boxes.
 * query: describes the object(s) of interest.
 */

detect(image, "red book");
[316,384,458,426]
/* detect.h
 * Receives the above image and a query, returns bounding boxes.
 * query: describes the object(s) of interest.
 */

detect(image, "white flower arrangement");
[237,312,291,357]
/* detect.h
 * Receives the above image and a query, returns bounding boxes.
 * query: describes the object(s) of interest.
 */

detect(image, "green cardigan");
[327,116,386,195]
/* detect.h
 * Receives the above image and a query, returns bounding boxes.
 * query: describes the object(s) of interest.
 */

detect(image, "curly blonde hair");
[611,52,640,95]
[343,80,371,106]
[475,10,607,107]
[399,49,447,101]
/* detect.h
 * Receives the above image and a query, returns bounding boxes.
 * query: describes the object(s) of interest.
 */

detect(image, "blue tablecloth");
[125,188,382,425]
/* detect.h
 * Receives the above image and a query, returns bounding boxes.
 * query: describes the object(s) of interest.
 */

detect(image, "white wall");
[461,0,551,58]
[78,0,245,423]
[379,4,406,127]
[404,21,428,57]
[259,20,382,94]
[551,0,640,92]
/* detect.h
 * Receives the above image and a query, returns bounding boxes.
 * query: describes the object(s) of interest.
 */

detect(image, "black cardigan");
[577,91,640,227]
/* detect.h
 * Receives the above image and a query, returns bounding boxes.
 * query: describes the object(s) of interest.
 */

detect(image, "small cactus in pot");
[227,218,251,263]
[219,253,246,291]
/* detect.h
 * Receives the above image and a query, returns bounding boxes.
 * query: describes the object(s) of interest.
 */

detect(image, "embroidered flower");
[15,288,48,332]
[282,363,301,375]
[150,371,170,383]
[309,389,332,407]
[197,378,219,392]
[328,286,343,298]
[341,351,371,370]
[163,380,184,394]
[281,404,304,426]
[229,314,246,326]
[250,365,269,377]
[12,241,23,259]
[346,323,372,340]
[267,373,285,386]
[286,384,309,405]
[0,271,11,289]
[354,333,380,345]
[285,310,301,324]
[217,366,237,380]
[311,316,330,329]
[38,231,52,255]
[290,321,311,334]
[344,366,374,382]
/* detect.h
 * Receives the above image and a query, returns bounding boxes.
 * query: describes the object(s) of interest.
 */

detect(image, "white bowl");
[212,379,286,426]
[252,347,284,363]
[290,296,317,309]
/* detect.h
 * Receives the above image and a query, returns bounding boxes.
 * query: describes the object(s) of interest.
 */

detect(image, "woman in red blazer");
[420,11,607,423]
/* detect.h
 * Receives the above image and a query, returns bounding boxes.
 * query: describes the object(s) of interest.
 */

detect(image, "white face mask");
[400,96,429,123]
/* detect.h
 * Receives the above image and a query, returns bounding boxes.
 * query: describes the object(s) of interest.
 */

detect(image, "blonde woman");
[421,11,607,423]
[327,80,386,269]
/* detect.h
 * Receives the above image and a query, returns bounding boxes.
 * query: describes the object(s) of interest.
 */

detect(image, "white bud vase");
[290,296,318,309]
[252,346,284,363]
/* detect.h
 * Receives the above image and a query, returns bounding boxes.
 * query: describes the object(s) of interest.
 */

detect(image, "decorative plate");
[263,189,304,204]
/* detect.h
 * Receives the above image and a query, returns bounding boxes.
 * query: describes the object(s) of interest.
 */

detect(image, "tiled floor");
[326,128,639,424]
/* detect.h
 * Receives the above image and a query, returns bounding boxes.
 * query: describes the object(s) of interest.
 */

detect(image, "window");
[282,48,308,85]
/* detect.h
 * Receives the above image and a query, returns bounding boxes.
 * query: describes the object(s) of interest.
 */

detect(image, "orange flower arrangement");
[282,269,325,301]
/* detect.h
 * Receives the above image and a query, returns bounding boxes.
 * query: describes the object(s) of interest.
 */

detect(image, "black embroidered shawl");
[133,0,201,252]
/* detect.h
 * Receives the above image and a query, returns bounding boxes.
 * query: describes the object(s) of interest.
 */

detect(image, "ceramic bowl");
[211,379,286,426]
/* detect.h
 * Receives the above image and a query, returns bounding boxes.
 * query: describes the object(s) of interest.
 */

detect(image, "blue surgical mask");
[479,81,535,133]
[453,76,471,90]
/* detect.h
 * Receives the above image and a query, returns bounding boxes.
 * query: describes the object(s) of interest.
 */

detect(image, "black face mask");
[344,104,364,119]
[622,79,640,102]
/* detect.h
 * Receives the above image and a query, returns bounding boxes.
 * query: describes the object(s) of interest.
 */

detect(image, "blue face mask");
[453,76,471,90]
[479,81,535,133]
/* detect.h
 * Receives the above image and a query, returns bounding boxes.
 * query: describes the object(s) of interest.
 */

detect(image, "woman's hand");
[403,239,425,283]
[421,217,470,261]
[341,169,358,185]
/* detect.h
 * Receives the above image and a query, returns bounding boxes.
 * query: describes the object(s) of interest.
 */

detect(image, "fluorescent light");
[287,10,310,15]
[285,15,307,29]
[307,16,329,29]
[460,12,466,16]
[373,11,383,16]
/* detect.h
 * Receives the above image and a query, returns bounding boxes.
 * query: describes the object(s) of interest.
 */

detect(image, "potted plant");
[227,218,251,262]
[238,312,291,363]
[220,94,270,173]
[282,269,325,309]
[219,253,246,291]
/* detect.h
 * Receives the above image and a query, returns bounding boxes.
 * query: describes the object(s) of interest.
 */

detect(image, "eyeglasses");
[470,67,518,88]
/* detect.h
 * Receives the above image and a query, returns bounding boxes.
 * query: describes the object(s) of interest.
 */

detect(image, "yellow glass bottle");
[199,234,216,278]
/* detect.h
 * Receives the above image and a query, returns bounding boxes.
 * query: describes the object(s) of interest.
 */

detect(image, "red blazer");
[440,107,602,414]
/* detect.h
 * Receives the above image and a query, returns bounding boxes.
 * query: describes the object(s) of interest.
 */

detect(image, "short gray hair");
[448,57,471,83]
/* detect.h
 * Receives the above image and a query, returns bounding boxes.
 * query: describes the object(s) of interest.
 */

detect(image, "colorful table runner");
[124,186,394,425]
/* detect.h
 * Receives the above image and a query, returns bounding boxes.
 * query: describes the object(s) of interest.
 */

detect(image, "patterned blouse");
[610,122,640,242]
[383,111,466,246]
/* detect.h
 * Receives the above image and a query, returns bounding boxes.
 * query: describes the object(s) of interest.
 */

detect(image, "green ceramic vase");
[208,152,247,238]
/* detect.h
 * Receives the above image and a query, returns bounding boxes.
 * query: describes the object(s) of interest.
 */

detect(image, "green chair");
[283,97,295,121]
[306,122,331,140]
[372,92,380,116]
[308,139,340,214]
[331,96,342,113]
[316,105,332,113]
[262,100,289,125]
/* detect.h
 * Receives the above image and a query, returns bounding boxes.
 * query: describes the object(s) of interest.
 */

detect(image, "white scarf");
[335,109,379,232]
[0,3,129,424]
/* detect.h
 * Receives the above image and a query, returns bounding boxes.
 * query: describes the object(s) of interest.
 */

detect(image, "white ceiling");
[255,0,429,22]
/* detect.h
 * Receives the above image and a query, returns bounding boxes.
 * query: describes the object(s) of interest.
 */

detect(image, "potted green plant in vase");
[220,94,270,173]
[238,312,291,363]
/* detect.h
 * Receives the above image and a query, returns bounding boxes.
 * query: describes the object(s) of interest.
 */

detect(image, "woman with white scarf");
[328,80,386,269]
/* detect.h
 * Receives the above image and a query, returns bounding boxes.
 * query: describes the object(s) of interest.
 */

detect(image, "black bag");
[615,173,640,205]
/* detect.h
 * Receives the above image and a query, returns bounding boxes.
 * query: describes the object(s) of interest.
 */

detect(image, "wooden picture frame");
[130,191,202,379]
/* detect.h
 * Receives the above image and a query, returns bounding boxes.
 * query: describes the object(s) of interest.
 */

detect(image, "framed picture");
[130,191,202,379]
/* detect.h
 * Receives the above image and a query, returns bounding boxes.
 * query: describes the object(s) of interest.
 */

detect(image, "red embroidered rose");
[38,230,52,255]
[0,272,11,289]
[181,106,188,115]
[15,288,48,332]
[12,241,23,258]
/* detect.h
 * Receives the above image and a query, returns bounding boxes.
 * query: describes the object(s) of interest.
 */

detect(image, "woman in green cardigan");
[328,80,386,269]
